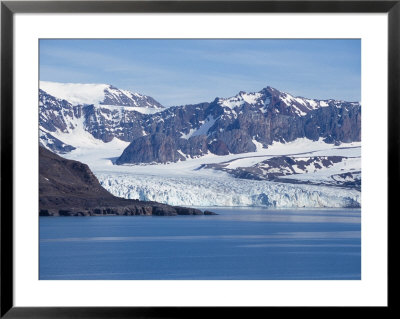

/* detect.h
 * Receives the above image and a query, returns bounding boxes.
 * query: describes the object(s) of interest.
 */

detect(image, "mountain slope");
[39,146,214,216]
[39,88,151,150]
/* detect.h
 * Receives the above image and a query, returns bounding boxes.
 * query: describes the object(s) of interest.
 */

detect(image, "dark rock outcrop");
[200,154,361,191]
[116,133,185,164]
[39,146,215,216]
[82,104,146,143]
[39,130,76,154]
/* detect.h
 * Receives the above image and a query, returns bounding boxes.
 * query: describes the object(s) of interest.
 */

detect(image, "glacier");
[97,173,360,208]
[58,134,361,209]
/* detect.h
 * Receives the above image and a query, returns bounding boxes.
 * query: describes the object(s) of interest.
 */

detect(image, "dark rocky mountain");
[199,154,361,191]
[39,84,361,164]
[117,87,361,164]
[39,146,215,216]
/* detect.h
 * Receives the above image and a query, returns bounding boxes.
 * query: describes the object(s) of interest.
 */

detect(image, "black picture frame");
[1,0,396,317]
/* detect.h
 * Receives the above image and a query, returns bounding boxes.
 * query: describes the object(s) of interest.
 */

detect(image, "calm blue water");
[39,207,361,280]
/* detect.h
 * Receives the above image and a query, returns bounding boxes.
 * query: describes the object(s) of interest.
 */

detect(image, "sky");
[40,39,361,106]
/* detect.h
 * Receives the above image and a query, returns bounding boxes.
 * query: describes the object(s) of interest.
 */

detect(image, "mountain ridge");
[39,83,361,164]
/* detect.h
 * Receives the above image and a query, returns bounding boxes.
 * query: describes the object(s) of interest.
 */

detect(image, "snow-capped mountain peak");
[217,90,265,109]
[40,81,164,109]
[217,86,361,118]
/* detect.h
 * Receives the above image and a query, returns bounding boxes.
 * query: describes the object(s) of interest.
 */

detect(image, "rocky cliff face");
[39,146,214,216]
[39,83,361,164]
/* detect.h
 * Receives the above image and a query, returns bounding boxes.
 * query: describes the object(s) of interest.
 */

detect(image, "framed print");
[1,0,396,317]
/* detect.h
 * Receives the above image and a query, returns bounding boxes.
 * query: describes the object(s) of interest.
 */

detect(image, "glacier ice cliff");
[98,173,360,208]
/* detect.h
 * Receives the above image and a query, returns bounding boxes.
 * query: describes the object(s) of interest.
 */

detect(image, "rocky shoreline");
[39,199,217,217]
[39,203,217,217]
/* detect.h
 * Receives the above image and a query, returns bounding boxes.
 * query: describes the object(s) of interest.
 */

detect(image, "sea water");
[39,207,361,280]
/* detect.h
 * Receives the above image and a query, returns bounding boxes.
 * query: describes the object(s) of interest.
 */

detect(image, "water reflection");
[199,207,361,223]
[41,230,360,243]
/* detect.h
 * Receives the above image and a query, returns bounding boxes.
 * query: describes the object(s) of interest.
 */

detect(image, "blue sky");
[40,39,361,106]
